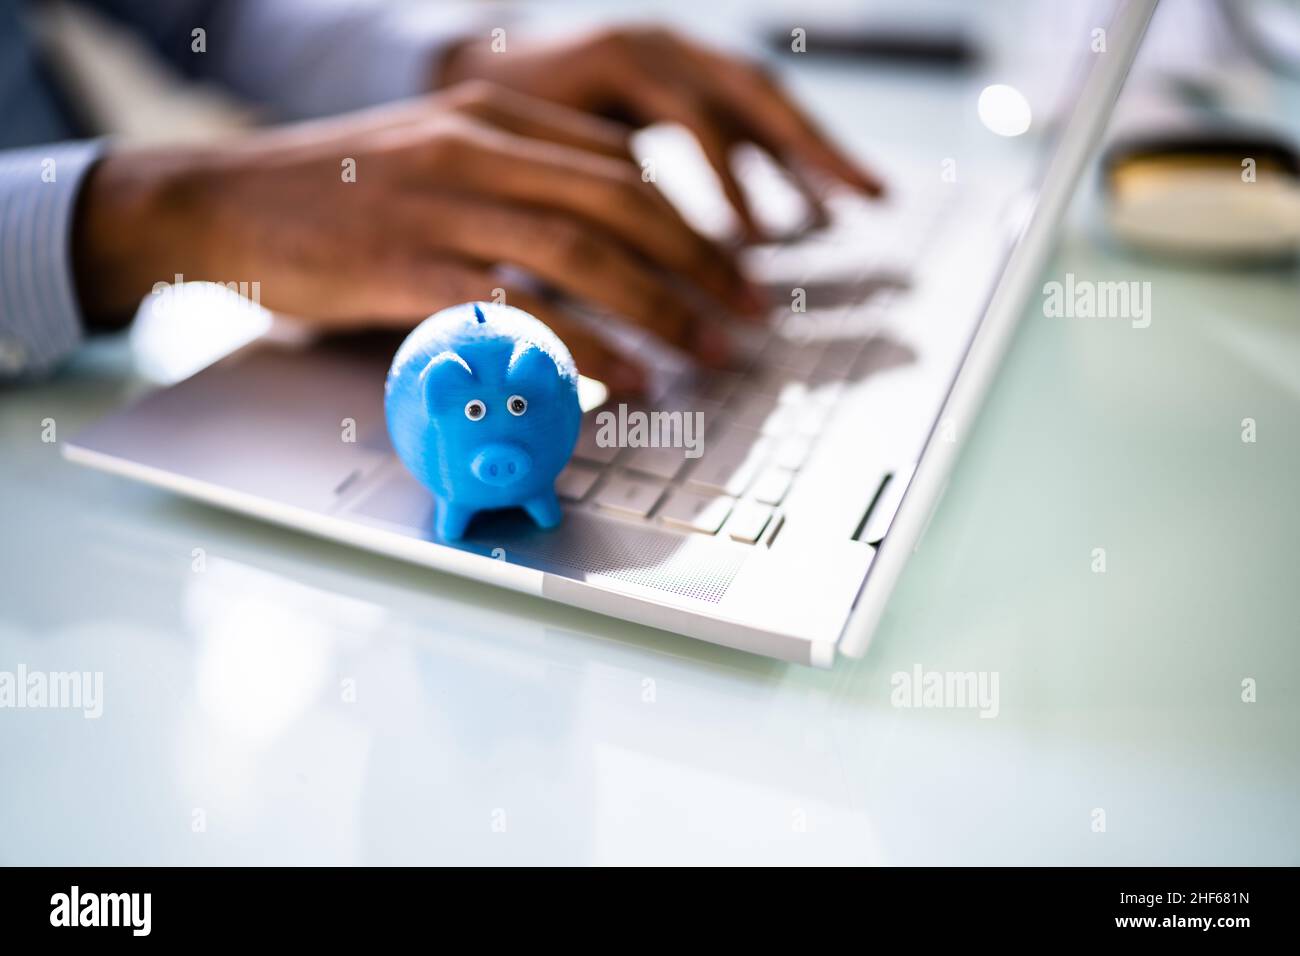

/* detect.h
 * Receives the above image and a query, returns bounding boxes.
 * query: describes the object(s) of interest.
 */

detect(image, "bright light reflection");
[130,280,271,384]
[578,375,609,412]
[184,557,387,746]
[978,84,1032,137]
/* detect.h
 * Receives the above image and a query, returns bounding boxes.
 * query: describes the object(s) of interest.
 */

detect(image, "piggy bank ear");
[420,351,474,417]
[506,345,561,398]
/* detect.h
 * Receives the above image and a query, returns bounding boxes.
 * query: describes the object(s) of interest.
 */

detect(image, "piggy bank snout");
[470,443,532,487]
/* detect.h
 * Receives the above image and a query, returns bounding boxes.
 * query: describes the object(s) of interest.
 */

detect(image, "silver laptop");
[65,0,1156,666]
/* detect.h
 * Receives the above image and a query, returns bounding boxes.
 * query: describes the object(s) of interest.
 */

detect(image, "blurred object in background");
[1102,129,1300,262]
[31,0,255,142]
[762,9,978,68]
[1096,0,1300,265]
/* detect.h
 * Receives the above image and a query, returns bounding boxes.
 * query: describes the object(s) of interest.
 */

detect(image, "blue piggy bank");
[385,302,582,540]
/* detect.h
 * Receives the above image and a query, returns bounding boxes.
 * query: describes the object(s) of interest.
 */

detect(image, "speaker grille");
[469,510,744,604]
[351,471,744,604]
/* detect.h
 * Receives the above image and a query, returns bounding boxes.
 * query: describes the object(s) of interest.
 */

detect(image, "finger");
[286,86,634,167]
[288,255,508,326]
[397,192,724,361]
[769,153,833,231]
[446,81,636,163]
[502,287,647,395]
[289,254,649,392]
[428,117,764,317]
[619,78,764,241]
[615,64,833,238]
[688,46,885,196]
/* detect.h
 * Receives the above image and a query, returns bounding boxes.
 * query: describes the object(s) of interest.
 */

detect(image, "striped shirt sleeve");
[0,140,104,380]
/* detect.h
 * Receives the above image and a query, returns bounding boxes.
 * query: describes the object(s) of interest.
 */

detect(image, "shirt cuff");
[0,141,103,380]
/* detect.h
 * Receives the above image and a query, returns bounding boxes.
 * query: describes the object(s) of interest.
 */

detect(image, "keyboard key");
[751,467,794,506]
[729,391,782,431]
[750,243,819,286]
[773,434,813,470]
[731,384,808,427]
[658,489,734,534]
[593,473,667,518]
[854,333,916,379]
[555,463,601,502]
[770,343,825,377]
[808,380,845,407]
[696,401,726,436]
[574,415,620,465]
[750,367,809,399]
[759,403,799,437]
[624,444,690,481]
[642,395,722,437]
[794,403,830,437]
[697,371,741,404]
[780,302,855,340]
[685,428,769,497]
[724,500,774,543]
[813,346,858,382]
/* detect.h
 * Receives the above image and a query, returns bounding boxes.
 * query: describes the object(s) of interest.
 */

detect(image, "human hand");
[72,82,765,393]
[440,24,885,237]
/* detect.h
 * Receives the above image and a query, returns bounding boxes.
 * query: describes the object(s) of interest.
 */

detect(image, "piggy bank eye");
[506,395,528,417]
[464,399,486,421]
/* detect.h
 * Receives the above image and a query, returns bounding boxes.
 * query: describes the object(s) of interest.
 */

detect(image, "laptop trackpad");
[69,341,393,514]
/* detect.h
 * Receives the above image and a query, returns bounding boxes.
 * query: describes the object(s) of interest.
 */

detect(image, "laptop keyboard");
[558,184,955,545]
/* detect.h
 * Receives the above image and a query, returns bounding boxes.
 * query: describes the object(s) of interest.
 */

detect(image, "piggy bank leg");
[523,490,563,530]
[435,499,476,540]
